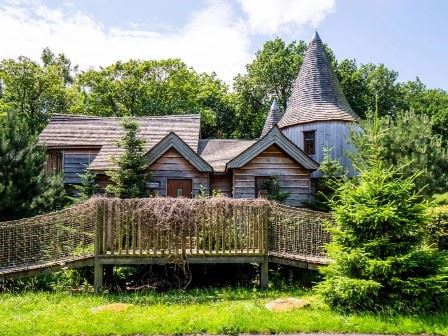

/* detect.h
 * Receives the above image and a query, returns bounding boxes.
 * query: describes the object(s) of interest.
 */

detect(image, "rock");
[265,298,310,312]
[91,303,134,313]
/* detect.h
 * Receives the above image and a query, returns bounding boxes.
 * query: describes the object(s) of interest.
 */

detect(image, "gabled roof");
[147,132,212,172]
[227,126,319,171]
[278,32,358,128]
[261,99,282,137]
[39,114,201,171]
[198,139,256,173]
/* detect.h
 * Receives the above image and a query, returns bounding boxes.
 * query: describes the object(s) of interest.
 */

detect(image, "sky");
[0,0,447,89]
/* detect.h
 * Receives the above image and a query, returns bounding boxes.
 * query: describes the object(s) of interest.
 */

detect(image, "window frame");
[303,130,316,155]
[255,176,273,199]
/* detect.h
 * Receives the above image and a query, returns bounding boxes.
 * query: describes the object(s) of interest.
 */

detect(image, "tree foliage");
[311,147,347,211]
[72,168,97,202]
[233,38,307,138]
[106,117,150,198]
[0,54,71,134]
[72,59,236,138]
[350,110,448,196]
[318,113,448,313]
[0,111,67,221]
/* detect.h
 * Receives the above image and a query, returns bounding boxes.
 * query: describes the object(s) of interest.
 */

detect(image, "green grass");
[1,287,448,336]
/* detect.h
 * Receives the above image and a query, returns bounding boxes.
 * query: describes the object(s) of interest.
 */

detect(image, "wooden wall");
[281,120,358,177]
[150,148,209,197]
[210,174,232,196]
[63,149,99,184]
[233,144,311,207]
[45,150,63,174]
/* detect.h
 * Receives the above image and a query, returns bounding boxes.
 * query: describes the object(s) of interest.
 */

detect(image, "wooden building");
[39,114,318,206]
[38,32,359,206]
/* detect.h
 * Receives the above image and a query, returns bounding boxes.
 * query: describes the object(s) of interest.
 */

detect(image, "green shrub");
[427,205,448,251]
[317,112,448,313]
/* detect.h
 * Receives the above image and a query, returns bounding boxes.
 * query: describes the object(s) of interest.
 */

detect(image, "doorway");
[167,179,193,198]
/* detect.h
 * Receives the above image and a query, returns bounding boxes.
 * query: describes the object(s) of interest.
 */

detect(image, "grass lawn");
[1,287,448,336]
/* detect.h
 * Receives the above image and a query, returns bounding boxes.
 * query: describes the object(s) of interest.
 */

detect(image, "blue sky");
[1,0,447,89]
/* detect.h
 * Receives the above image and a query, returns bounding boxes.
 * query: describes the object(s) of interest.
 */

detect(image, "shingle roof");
[278,32,358,128]
[39,114,201,171]
[197,139,256,173]
[261,99,282,137]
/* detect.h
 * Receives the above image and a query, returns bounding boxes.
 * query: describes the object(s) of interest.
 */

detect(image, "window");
[255,176,273,198]
[303,130,316,155]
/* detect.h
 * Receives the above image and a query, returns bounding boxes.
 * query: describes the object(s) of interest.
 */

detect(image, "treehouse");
[38,32,358,205]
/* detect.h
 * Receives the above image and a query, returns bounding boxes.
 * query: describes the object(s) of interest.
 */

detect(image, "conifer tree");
[71,168,97,202]
[318,112,448,313]
[311,146,347,211]
[106,117,150,198]
[0,111,67,221]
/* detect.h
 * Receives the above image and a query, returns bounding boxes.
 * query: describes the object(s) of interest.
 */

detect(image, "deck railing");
[0,197,331,280]
[96,198,270,257]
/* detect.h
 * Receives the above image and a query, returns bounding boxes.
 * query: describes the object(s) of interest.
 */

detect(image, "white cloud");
[0,0,334,84]
[238,0,335,35]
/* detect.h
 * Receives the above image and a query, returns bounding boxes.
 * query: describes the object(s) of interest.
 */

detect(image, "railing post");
[260,205,269,289]
[94,199,104,294]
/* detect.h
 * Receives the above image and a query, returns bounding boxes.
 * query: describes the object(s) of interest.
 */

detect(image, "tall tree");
[106,117,150,198]
[0,111,67,221]
[350,110,448,196]
[0,55,69,133]
[72,59,236,138]
[233,38,307,138]
[318,113,448,313]
[335,60,401,119]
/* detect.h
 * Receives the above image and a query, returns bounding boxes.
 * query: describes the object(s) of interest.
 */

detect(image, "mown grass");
[1,287,448,336]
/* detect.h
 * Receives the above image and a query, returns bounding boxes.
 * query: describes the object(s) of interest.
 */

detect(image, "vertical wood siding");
[233,145,311,207]
[150,148,209,197]
[281,121,358,177]
[45,150,63,174]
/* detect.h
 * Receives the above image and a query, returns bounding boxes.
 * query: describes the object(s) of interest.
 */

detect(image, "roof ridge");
[50,113,201,120]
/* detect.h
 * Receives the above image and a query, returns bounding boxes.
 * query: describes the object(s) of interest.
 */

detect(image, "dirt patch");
[265,298,310,312]
[91,303,134,313]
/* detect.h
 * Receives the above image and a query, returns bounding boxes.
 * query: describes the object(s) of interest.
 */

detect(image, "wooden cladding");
[63,150,98,184]
[233,145,311,207]
[45,150,63,174]
[151,148,209,197]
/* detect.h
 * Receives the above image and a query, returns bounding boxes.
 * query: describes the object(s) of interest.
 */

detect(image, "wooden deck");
[0,198,331,290]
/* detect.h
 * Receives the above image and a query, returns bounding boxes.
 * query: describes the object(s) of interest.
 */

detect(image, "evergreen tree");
[311,147,347,211]
[106,117,150,198]
[0,111,67,221]
[71,168,97,202]
[317,113,448,313]
[350,110,448,196]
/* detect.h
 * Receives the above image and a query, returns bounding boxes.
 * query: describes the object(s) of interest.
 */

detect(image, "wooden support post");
[260,255,269,289]
[95,199,104,294]
[260,206,269,289]
[94,261,104,294]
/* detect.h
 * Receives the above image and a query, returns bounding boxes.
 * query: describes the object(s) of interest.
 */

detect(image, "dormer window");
[303,130,316,155]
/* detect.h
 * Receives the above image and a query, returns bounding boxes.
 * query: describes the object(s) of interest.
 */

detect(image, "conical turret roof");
[261,99,282,137]
[278,32,358,128]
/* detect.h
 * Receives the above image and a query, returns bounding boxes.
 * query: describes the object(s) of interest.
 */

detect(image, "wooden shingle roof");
[261,99,282,137]
[39,114,201,171]
[197,139,256,173]
[278,32,358,128]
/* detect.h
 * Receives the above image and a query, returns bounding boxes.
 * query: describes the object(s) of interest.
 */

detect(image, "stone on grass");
[265,298,310,312]
[91,303,134,313]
